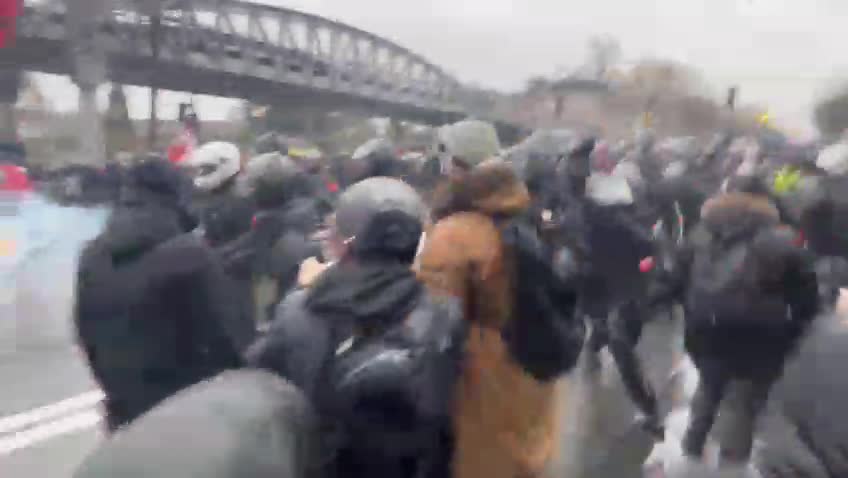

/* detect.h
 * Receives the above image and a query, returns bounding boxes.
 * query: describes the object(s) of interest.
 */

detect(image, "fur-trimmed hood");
[700,192,780,241]
[431,159,530,220]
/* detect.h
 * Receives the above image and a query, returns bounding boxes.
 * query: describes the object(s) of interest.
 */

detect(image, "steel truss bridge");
[3,0,498,125]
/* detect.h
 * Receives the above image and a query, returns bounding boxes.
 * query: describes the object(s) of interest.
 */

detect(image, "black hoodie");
[75,205,247,430]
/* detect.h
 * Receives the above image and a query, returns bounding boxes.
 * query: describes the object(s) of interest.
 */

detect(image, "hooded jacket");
[681,192,819,378]
[247,259,464,478]
[75,205,246,430]
[417,160,569,478]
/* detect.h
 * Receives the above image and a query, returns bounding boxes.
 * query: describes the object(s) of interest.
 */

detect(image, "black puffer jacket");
[680,192,819,378]
[75,205,247,430]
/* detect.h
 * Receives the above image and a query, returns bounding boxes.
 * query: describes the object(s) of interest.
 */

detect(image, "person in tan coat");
[417,154,568,478]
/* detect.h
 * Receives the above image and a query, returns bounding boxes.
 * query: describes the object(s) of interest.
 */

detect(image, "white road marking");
[0,409,101,455]
[0,390,103,435]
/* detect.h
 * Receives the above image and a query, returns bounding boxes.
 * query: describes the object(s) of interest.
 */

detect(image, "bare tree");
[622,59,707,97]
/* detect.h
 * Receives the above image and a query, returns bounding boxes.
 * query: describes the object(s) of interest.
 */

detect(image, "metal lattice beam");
[8,0,472,123]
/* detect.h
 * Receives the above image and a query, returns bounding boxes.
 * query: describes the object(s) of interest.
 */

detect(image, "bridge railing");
[18,0,467,114]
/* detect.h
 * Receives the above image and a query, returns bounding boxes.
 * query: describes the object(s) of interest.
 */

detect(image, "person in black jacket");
[223,153,324,327]
[549,138,663,435]
[670,189,819,465]
[248,177,465,478]
[184,142,255,247]
[74,158,247,432]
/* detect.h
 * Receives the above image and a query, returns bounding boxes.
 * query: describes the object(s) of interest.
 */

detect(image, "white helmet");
[185,141,241,192]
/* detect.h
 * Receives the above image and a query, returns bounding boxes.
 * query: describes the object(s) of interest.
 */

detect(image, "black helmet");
[254,132,289,156]
[242,153,305,208]
[335,177,425,241]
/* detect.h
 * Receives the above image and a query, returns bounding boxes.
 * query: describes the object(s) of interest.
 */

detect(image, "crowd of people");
[27,118,848,477]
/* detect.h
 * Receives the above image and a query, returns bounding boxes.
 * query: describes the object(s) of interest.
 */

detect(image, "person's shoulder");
[258,289,330,357]
[274,289,309,319]
[428,211,500,245]
[147,233,217,278]
[267,289,321,334]
[418,213,504,276]
[157,233,210,256]
[395,290,466,347]
[78,235,107,263]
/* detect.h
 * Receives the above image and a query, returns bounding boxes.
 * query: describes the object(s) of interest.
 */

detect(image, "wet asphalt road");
[0,196,106,477]
[555,310,684,478]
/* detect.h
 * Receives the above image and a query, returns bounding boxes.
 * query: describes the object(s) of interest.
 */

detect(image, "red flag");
[0,0,19,49]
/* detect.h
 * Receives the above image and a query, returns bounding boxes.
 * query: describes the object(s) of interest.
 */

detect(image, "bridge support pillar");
[70,51,107,166]
[76,84,106,166]
[0,68,19,144]
[68,0,109,166]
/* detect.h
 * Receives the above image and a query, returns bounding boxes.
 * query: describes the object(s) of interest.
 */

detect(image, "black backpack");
[499,218,585,382]
[324,294,466,455]
[686,225,803,328]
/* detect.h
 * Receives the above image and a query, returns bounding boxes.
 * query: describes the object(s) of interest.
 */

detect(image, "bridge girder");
[5,0,476,125]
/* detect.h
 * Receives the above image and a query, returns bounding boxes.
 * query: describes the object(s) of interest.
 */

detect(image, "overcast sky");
[31,0,848,136]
